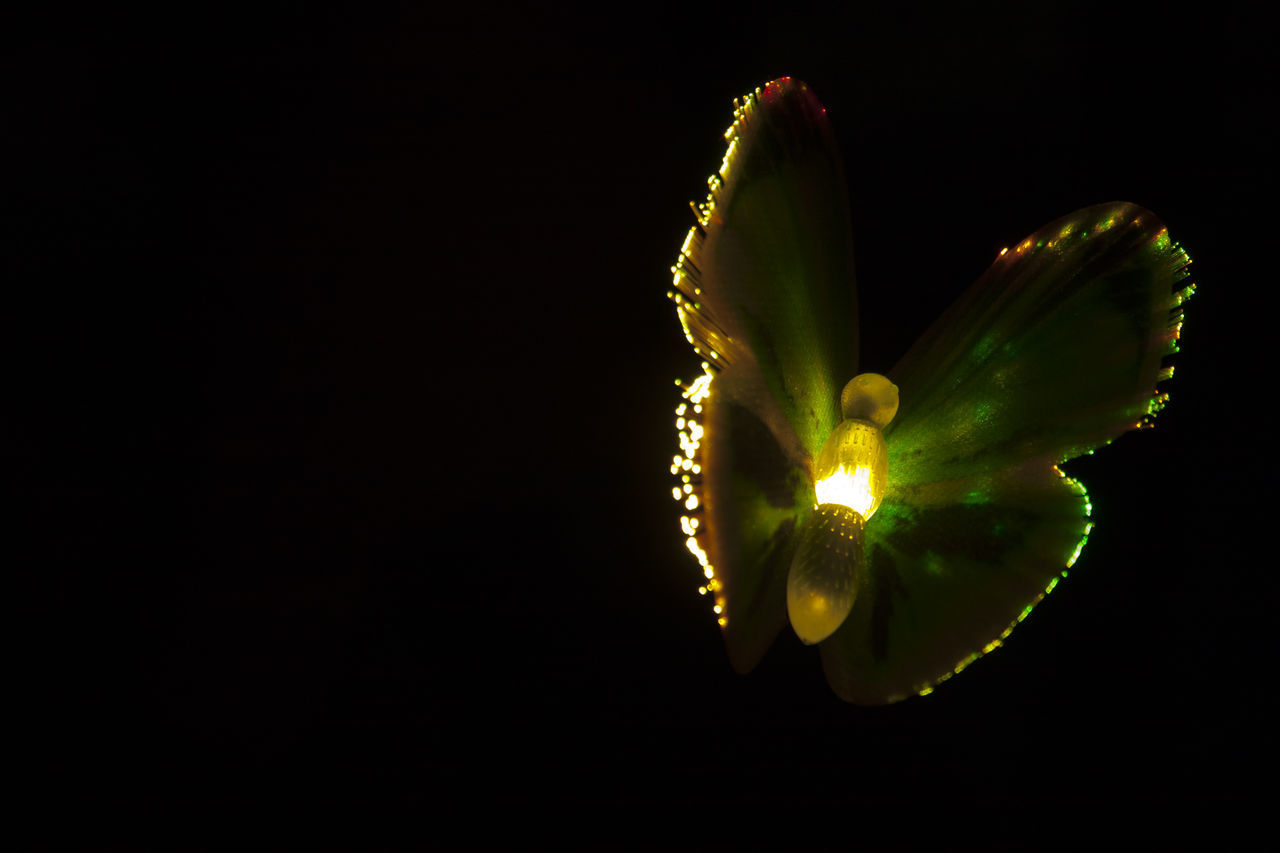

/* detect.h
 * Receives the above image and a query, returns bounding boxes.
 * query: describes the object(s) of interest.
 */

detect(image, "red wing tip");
[760,76,805,98]
[758,78,829,118]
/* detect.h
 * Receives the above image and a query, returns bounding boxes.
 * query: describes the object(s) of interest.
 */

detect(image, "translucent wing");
[889,203,1191,486]
[821,203,1194,703]
[671,78,858,672]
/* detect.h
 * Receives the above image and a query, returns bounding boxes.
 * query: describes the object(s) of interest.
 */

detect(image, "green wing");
[671,78,858,672]
[821,203,1194,703]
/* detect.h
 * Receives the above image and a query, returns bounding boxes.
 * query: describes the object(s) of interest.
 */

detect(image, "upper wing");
[672,77,859,462]
[888,203,1191,486]
[820,203,1194,703]
[671,78,859,672]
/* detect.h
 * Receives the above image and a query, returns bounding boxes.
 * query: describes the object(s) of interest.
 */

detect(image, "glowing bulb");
[815,374,898,519]
[787,374,900,644]
[813,420,889,519]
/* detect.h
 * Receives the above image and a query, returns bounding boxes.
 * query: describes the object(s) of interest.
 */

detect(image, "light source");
[787,374,899,645]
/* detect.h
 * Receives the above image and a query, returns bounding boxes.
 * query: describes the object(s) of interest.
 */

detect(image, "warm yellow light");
[812,374,898,519]
[787,504,865,645]
[786,374,899,645]
[812,419,888,520]
[815,464,878,518]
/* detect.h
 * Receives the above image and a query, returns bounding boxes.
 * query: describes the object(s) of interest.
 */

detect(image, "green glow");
[670,81,1195,705]
[972,334,997,363]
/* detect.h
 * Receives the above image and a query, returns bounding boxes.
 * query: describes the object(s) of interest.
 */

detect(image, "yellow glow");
[815,465,878,518]
[685,368,713,403]
[812,418,889,520]
[669,89,784,632]
[672,365,718,623]
[783,372,899,645]
[720,137,738,179]
[686,536,709,566]
[787,504,864,645]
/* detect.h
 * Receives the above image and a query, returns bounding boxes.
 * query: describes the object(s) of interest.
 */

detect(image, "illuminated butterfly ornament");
[668,78,1194,704]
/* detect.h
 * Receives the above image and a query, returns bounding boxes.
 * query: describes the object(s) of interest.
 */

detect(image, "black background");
[12,0,1274,829]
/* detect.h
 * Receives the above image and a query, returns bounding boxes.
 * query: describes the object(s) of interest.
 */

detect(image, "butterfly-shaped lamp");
[668,78,1193,705]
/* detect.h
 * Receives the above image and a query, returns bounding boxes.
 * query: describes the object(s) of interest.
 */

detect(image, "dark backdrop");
[13,1,1273,829]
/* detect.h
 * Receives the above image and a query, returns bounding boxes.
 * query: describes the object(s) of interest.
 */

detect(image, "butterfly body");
[786,502,863,646]
[669,78,1193,704]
